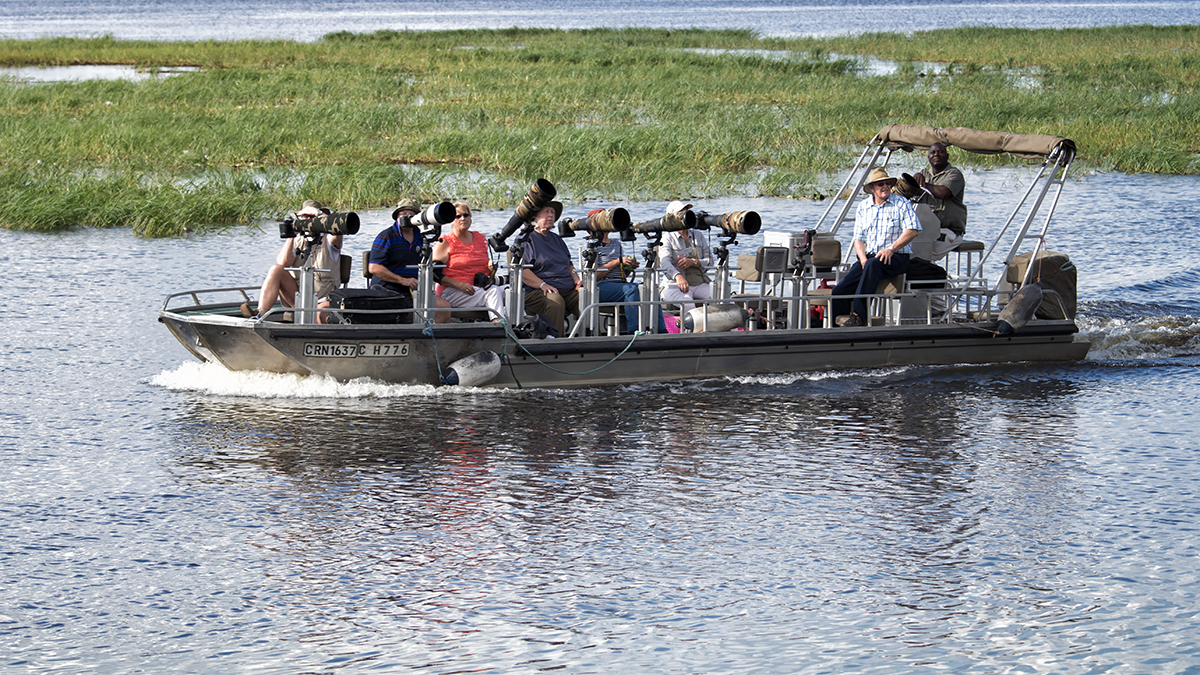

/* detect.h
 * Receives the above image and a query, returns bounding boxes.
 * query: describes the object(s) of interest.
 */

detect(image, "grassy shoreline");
[1,26,1196,235]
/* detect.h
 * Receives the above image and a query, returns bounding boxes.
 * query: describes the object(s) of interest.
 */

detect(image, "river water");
[4,165,1200,672]
[4,0,1200,41]
[5,0,1200,671]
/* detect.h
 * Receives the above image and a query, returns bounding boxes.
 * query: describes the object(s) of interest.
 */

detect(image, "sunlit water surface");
[4,0,1200,41]
[3,169,1200,672]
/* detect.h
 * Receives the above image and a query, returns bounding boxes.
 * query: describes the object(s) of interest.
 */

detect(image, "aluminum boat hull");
[161,310,1087,388]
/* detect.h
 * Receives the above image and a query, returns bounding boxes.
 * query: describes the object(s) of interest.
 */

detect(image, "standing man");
[907,141,967,260]
[831,168,922,327]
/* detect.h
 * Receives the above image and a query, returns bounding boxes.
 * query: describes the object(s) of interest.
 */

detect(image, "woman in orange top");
[431,201,507,321]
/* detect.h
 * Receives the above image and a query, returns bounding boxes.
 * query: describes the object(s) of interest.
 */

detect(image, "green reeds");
[1,26,1196,235]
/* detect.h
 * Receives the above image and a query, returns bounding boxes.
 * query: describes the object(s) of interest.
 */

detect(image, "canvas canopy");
[874,125,1075,159]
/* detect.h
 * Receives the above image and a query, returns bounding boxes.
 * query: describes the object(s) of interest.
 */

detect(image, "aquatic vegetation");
[0,26,1196,234]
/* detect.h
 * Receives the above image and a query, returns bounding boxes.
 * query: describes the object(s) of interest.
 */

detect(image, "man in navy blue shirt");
[368,198,424,298]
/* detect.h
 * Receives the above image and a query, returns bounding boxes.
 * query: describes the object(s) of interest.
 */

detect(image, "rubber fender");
[682,304,749,333]
[997,283,1043,336]
[442,350,502,386]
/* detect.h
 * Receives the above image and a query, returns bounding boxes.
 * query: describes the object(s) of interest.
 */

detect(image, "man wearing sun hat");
[368,198,425,298]
[242,199,343,322]
[830,167,922,327]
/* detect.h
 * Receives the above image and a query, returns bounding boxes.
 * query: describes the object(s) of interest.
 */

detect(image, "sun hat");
[298,199,330,216]
[392,198,422,221]
[862,167,898,193]
[666,200,693,215]
[542,201,564,221]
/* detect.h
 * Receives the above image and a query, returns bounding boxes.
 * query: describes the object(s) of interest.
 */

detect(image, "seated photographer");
[658,201,713,315]
[588,211,667,334]
[368,198,451,323]
[431,201,506,322]
[242,199,342,323]
[521,201,580,336]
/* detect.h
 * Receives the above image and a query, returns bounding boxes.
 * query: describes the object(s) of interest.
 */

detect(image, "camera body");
[279,211,361,239]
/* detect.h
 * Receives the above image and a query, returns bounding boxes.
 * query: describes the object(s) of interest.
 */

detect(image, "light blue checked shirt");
[852,193,921,255]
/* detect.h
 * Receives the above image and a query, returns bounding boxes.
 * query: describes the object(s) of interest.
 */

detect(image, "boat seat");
[953,240,985,277]
[340,253,352,287]
[872,274,906,325]
[734,246,789,282]
[734,253,760,282]
[908,205,942,261]
[810,237,842,270]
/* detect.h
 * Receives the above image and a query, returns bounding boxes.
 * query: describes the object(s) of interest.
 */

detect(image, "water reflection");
[9,168,1200,671]
[0,64,199,84]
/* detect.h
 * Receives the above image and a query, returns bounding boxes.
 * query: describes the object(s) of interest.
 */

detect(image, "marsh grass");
[0,26,1196,235]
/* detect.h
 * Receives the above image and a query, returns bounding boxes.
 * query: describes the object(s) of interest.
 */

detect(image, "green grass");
[0,26,1196,235]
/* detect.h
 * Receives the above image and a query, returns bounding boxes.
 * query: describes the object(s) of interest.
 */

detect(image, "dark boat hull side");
[493,321,1087,387]
[246,319,1087,388]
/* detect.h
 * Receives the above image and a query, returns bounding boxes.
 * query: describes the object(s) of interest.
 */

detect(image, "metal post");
[290,235,321,325]
[579,240,602,336]
[641,236,662,333]
[506,244,527,326]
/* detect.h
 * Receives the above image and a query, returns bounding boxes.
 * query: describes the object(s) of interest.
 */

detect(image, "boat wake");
[1078,313,1200,360]
[149,361,513,398]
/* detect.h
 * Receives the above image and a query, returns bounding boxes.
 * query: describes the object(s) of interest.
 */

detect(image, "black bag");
[907,258,949,285]
[328,288,413,324]
[513,313,558,339]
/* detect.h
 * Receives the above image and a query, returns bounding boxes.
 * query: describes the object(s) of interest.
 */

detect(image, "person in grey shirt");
[520,201,580,335]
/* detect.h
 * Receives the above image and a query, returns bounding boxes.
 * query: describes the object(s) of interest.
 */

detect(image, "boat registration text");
[304,343,409,358]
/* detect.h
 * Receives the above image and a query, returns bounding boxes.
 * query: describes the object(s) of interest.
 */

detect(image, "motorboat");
[159,124,1089,388]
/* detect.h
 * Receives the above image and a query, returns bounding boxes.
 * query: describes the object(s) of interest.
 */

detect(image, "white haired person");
[658,200,713,315]
[242,199,342,323]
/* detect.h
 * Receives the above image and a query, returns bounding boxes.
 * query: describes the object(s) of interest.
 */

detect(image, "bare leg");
[435,296,452,324]
[257,265,298,317]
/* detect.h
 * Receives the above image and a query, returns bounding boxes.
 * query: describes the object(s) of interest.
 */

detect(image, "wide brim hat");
[862,167,898,193]
[392,198,422,221]
[546,200,564,221]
